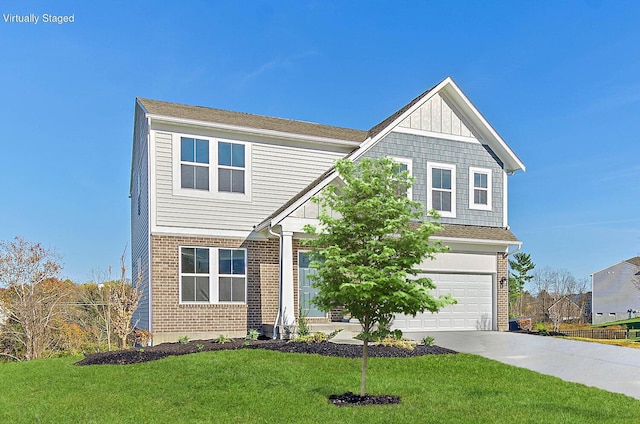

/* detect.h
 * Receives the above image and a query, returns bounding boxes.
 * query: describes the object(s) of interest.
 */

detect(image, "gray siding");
[364,131,504,227]
[592,261,640,324]
[154,131,347,231]
[131,103,150,330]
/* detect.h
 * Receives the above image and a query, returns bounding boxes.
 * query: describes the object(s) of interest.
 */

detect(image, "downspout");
[267,224,282,339]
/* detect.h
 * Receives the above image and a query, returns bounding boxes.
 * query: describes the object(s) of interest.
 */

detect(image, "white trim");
[171,132,253,202]
[502,169,508,228]
[151,226,266,239]
[427,162,456,218]
[147,122,155,333]
[390,156,413,200]
[178,246,247,305]
[468,167,492,211]
[393,126,481,144]
[147,114,363,148]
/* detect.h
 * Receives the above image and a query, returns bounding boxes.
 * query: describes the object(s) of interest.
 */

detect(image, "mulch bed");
[329,392,401,406]
[74,338,456,407]
[75,339,456,366]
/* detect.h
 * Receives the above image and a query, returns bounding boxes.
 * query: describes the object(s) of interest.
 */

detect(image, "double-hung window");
[218,142,245,193]
[180,137,209,190]
[427,162,456,217]
[180,247,247,304]
[390,157,413,199]
[469,167,492,210]
[175,134,250,199]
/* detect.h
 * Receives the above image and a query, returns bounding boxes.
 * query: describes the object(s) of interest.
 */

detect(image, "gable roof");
[625,257,640,267]
[256,77,525,231]
[137,98,368,143]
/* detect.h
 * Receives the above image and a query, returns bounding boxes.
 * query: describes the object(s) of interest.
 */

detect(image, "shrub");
[297,312,311,337]
[132,329,153,346]
[177,335,190,345]
[534,322,548,335]
[245,329,260,341]
[378,336,415,351]
[216,334,231,344]
[422,336,435,347]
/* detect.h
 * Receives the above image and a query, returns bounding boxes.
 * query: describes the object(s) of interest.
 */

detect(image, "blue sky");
[1,1,639,285]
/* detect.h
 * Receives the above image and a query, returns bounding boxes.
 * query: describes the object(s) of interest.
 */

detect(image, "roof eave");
[145,114,363,148]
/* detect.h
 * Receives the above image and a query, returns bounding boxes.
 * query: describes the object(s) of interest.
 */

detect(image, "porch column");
[280,231,296,326]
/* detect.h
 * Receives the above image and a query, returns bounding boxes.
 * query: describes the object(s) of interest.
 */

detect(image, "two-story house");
[592,257,640,324]
[130,77,525,343]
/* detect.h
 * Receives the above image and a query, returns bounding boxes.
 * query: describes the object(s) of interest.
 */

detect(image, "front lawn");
[1,350,638,423]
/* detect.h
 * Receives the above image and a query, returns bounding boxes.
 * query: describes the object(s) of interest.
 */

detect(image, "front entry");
[298,252,325,318]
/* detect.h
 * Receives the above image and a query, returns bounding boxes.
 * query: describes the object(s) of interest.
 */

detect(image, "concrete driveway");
[408,331,640,400]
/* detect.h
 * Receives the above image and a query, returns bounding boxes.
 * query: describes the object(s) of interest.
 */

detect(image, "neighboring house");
[548,295,584,323]
[130,77,525,343]
[592,257,640,325]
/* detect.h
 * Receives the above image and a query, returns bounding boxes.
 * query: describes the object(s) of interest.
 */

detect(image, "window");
[180,137,209,190]
[180,247,246,304]
[469,167,492,211]
[390,157,412,199]
[173,134,251,199]
[427,162,456,217]
[218,249,246,302]
[218,142,245,193]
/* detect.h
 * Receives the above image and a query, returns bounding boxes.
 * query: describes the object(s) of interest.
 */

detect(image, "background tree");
[304,157,455,396]
[0,237,67,360]
[508,252,535,317]
[110,254,141,349]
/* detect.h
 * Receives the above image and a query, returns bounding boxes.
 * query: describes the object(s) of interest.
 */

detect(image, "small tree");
[110,254,141,349]
[304,157,455,396]
[0,237,67,360]
[508,252,534,317]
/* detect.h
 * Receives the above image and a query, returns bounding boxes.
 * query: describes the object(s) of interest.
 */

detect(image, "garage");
[392,273,494,331]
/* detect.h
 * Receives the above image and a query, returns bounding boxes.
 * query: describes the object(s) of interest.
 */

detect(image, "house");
[130,77,525,344]
[592,257,640,325]
[548,295,584,324]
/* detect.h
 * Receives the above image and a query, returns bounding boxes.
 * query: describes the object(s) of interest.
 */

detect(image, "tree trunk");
[360,339,368,396]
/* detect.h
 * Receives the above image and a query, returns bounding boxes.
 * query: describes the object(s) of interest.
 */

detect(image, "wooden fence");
[558,329,640,340]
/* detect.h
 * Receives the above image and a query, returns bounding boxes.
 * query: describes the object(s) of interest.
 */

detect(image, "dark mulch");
[75,339,456,366]
[329,392,401,407]
[75,338,456,407]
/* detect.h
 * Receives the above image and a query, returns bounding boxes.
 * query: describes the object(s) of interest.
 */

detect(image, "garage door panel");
[393,273,493,332]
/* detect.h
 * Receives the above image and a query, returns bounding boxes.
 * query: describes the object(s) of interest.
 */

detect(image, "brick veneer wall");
[150,234,279,341]
[497,252,509,331]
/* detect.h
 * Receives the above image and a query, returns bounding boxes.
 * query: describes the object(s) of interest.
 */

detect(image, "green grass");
[1,350,639,423]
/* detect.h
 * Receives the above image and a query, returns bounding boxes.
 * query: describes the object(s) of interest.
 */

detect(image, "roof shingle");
[138,98,368,142]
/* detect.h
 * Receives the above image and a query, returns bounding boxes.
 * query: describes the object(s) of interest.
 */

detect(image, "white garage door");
[392,273,493,331]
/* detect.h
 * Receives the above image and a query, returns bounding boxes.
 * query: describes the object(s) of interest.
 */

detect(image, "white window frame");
[469,167,492,211]
[390,156,413,200]
[427,162,456,218]
[172,132,252,201]
[179,246,247,305]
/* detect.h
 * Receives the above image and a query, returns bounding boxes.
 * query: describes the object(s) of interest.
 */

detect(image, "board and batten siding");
[131,103,151,330]
[364,131,504,227]
[398,91,475,137]
[153,131,346,231]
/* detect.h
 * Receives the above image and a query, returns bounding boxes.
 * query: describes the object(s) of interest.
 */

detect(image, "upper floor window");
[469,167,492,211]
[427,162,456,218]
[180,246,247,304]
[180,137,209,190]
[173,133,251,200]
[390,157,412,199]
[218,142,245,193]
